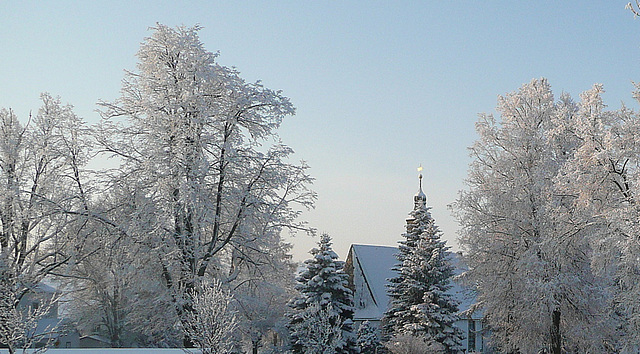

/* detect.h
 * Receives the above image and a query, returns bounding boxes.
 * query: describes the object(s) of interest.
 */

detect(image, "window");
[468,319,476,352]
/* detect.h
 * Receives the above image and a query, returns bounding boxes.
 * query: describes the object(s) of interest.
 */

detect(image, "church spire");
[414,165,427,209]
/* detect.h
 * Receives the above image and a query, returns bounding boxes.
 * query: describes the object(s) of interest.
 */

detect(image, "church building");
[344,173,490,352]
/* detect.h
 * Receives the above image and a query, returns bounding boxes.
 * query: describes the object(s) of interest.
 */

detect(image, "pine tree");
[288,234,358,353]
[356,321,382,354]
[382,176,462,352]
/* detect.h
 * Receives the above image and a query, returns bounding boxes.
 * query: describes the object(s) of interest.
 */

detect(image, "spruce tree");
[382,175,463,351]
[356,321,382,354]
[288,234,358,353]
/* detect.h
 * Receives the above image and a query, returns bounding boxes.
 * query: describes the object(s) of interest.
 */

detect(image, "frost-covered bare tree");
[234,248,296,353]
[0,94,91,352]
[63,209,140,346]
[287,303,345,354]
[452,79,617,353]
[64,179,183,346]
[94,24,315,345]
[384,333,445,354]
[0,255,23,353]
[181,280,239,354]
[550,84,640,351]
[627,1,640,17]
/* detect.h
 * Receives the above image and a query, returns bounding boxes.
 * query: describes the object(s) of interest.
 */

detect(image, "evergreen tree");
[288,234,358,353]
[356,321,382,354]
[382,176,462,352]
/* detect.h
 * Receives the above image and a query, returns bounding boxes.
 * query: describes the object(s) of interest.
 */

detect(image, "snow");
[350,244,398,315]
[33,282,56,293]
[350,244,478,320]
[0,350,196,354]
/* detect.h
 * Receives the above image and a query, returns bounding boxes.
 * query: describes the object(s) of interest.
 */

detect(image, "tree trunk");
[550,309,561,354]
[181,297,196,349]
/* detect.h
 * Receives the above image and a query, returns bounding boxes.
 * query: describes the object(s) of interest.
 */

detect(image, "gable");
[347,244,479,321]
[351,244,398,310]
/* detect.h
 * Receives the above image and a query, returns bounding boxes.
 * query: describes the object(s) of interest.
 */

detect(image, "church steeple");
[414,165,427,210]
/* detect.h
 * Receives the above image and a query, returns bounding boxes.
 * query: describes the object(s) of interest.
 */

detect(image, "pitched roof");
[349,244,480,321]
[351,244,398,312]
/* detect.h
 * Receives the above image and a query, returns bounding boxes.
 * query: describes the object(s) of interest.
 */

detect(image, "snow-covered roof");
[350,244,398,312]
[33,282,57,293]
[446,252,480,318]
[80,334,111,344]
[348,244,480,321]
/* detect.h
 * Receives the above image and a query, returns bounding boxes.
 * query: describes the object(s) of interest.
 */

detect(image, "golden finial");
[414,164,427,209]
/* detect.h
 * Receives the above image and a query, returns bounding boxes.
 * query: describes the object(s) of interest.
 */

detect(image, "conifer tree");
[288,234,358,353]
[356,321,382,354]
[382,175,462,351]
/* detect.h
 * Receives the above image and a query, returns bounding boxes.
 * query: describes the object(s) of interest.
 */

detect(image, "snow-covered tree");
[63,207,144,346]
[0,254,62,353]
[288,303,345,354]
[0,94,91,353]
[94,24,315,345]
[547,83,640,351]
[64,180,185,347]
[0,255,22,353]
[606,84,640,350]
[452,79,618,353]
[181,280,239,354]
[288,234,357,353]
[384,333,446,354]
[382,177,462,352]
[234,251,296,353]
[356,321,381,354]
[627,1,640,17]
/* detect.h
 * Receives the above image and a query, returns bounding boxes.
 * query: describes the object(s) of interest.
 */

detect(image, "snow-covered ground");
[0,350,198,354]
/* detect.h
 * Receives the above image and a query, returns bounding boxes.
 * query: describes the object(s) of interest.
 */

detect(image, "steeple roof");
[414,167,427,209]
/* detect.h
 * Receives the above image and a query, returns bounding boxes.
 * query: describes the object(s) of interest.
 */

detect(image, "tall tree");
[452,79,617,353]
[0,94,91,351]
[288,234,357,353]
[382,175,462,352]
[95,24,315,345]
[552,84,640,351]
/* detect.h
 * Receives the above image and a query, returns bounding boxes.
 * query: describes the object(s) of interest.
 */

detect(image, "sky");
[2,1,640,261]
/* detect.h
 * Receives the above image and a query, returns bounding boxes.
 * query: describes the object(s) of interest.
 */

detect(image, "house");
[18,282,80,349]
[343,173,491,352]
[78,334,112,348]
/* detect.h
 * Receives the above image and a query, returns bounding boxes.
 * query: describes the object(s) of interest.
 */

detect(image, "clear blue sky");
[2,1,640,261]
